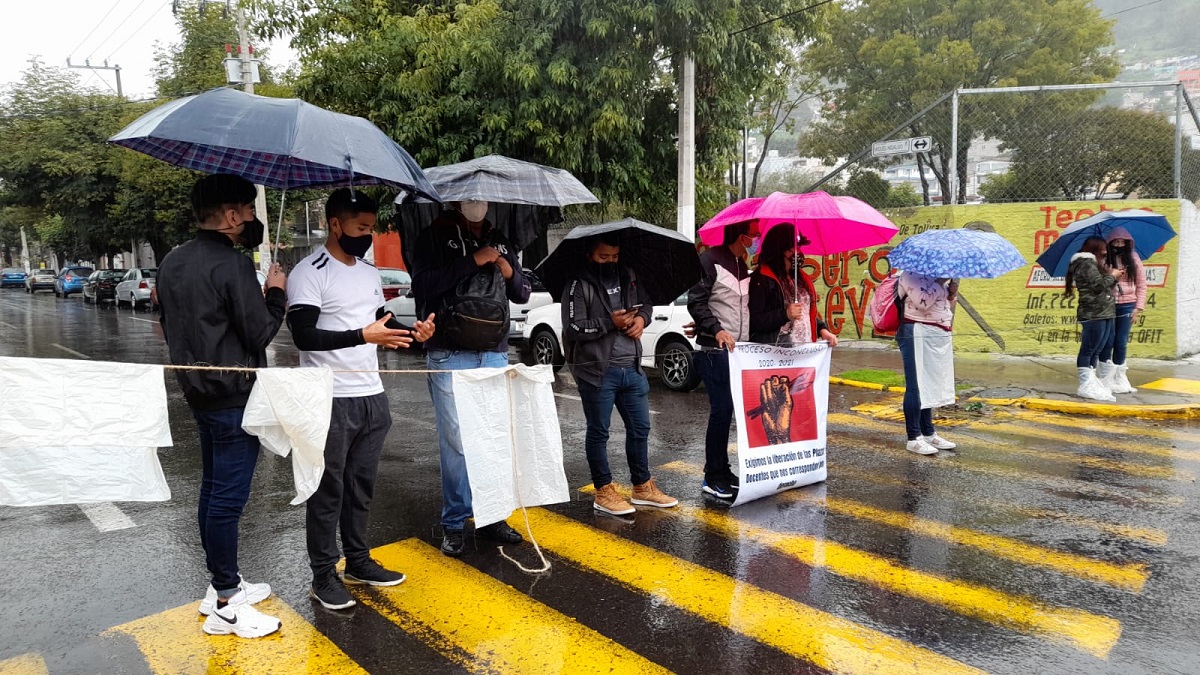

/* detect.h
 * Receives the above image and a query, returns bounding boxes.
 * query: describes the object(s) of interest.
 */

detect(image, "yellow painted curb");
[970,396,1200,420]
[828,376,905,393]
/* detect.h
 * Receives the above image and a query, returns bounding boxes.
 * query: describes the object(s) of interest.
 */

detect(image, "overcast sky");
[2,0,297,99]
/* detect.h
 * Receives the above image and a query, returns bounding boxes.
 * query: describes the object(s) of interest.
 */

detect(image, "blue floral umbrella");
[887,228,1026,279]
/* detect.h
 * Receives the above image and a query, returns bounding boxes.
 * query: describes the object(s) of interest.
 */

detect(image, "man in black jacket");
[411,201,531,556]
[562,234,677,516]
[157,174,286,639]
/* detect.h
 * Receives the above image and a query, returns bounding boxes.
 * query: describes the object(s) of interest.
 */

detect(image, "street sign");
[910,136,932,152]
[1191,135,1200,151]
[871,139,912,157]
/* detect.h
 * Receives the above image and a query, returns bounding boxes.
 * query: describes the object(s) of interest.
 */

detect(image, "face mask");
[589,261,619,278]
[238,217,265,249]
[746,235,761,256]
[338,232,374,259]
[460,201,489,223]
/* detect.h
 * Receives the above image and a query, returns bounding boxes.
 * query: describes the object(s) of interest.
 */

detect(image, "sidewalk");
[829,340,1200,419]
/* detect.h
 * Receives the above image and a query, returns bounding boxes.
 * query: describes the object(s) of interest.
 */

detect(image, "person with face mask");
[687,221,758,501]
[749,224,839,348]
[156,173,288,639]
[1097,227,1146,394]
[561,234,677,515]
[285,189,435,610]
[411,199,532,556]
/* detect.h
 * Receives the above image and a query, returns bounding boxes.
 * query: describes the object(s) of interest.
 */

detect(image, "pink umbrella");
[698,191,900,254]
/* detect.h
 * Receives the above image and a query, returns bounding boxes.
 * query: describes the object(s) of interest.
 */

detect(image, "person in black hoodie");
[156,174,286,639]
[562,234,678,516]
[749,224,838,347]
[411,200,531,556]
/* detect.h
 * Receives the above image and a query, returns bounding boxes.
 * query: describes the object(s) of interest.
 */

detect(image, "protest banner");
[729,342,830,506]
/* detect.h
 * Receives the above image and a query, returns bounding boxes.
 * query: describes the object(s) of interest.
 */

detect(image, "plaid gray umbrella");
[109,88,439,199]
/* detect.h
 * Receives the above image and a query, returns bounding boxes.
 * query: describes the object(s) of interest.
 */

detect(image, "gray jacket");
[561,266,653,388]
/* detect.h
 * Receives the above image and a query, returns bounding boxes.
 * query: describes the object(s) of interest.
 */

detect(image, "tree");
[798,0,1120,205]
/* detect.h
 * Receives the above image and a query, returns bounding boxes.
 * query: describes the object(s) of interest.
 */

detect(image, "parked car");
[54,266,95,298]
[82,269,127,304]
[115,268,158,310]
[520,294,701,392]
[381,268,554,342]
[25,269,57,294]
[378,267,412,301]
[1,268,27,289]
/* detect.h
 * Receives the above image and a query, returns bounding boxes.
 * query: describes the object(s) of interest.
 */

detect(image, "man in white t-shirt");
[286,189,434,611]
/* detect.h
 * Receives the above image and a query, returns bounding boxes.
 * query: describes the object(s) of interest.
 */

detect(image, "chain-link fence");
[804,81,1200,206]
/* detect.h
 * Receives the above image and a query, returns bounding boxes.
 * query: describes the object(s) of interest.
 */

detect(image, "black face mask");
[338,232,374,259]
[589,261,618,278]
[238,217,265,249]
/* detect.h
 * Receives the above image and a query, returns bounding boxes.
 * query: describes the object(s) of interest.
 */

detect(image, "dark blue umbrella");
[1035,210,1175,278]
[888,228,1026,279]
[109,88,440,199]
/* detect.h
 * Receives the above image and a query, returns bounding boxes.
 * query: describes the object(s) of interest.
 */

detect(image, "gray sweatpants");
[307,392,392,577]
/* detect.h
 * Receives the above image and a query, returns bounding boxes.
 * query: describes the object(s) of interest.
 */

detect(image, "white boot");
[1077,367,1116,402]
[1096,361,1117,390]
[1111,363,1137,394]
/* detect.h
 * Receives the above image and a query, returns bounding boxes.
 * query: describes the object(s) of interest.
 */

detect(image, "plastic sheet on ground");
[452,364,569,528]
[242,367,333,505]
[0,356,172,506]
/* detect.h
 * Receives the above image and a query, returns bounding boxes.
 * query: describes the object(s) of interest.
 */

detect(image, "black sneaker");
[344,558,406,587]
[702,479,735,500]
[309,570,356,610]
[441,528,466,557]
[476,522,523,544]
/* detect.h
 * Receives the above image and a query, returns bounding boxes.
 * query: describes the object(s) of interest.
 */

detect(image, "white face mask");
[459,201,489,223]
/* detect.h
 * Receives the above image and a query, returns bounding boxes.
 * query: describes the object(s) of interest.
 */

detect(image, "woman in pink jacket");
[1098,227,1146,394]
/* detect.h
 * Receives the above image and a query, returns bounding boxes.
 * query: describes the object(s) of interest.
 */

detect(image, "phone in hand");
[629,304,644,310]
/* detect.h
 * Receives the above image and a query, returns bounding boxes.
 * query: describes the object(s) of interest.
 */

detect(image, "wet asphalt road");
[2,289,1200,674]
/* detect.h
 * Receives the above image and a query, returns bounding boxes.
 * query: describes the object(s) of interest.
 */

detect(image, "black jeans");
[577,366,652,489]
[896,323,934,442]
[193,406,260,594]
[695,349,735,483]
[1077,318,1115,368]
[307,393,392,577]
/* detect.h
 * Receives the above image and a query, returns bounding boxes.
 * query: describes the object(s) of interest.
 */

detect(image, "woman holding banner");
[749,224,838,348]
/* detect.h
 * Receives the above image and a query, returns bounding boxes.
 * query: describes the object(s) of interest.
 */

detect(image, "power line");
[87,0,153,61]
[728,0,839,37]
[1102,0,1164,18]
[69,0,126,60]
[107,3,169,61]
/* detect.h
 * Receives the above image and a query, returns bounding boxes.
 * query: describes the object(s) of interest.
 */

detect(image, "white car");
[382,268,553,341]
[521,294,700,392]
[115,268,157,310]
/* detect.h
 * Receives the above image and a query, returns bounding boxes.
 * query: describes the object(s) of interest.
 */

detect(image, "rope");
[497,369,552,574]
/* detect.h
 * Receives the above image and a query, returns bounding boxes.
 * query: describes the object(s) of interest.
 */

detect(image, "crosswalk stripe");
[827,415,1184,506]
[832,412,1190,480]
[830,462,1169,547]
[992,407,1200,445]
[516,508,985,674]
[105,597,366,674]
[0,653,48,675]
[971,420,1200,463]
[357,538,671,675]
[1139,377,1200,395]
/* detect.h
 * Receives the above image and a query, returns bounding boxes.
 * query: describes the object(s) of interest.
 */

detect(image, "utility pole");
[677,56,696,241]
[66,58,122,98]
[235,5,271,272]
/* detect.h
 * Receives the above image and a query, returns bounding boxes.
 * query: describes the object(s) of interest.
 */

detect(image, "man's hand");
[495,256,514,280]
[683,321,696,338]
[819,328,839,348]
[265,262,286,290]
[715,329,736,351]
[363,313,413,349]
[411,313,436,343]
[610,309,635,330]
[759,375,793,445]
[473,246,501,267]
[624,315,645,339]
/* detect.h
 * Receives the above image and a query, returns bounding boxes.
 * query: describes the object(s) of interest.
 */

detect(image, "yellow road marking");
[517,509,984,674]
[972,420,1200,463]
[1140,377,1200,395]
[0,653,48,675]
[991,406,1200,445]
[359,538,670,675]
[105,597,365,675]
[651,463,1148,591]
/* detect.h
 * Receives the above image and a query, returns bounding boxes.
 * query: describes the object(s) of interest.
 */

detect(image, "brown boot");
[631,478,678,508]
[593,483,635,515]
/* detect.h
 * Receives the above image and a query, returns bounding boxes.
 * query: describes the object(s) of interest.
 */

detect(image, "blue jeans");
[192,406,260,594]
[577,366,652,490]
[694,349,735,483]
[1077,318,1115,368]
[1100,303,1136,365]
[896,323,934,441]
[427,349,509,530]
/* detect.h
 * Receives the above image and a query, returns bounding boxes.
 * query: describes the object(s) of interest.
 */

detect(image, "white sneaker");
[906,439,938,455]
[923,434,957,450]
[201,590,282,638]
[199,577,272,616]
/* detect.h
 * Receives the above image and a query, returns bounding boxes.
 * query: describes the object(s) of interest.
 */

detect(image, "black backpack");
[439,265,510,351]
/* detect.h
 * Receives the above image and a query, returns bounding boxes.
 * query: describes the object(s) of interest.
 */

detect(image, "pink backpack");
[869,272,901,336]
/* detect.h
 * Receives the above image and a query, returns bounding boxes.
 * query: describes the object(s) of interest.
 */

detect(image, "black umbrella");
[536,218,701,306]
